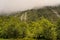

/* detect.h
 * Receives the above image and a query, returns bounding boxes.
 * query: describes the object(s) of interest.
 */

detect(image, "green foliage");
[56,18,60,40]
[29,17,57,40]
[0,15,58,40]
[0,6,60,40]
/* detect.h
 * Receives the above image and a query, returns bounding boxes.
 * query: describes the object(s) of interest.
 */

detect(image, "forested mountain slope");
[12,6,60,22]
[0,6,60,22]
[0,6,60,40]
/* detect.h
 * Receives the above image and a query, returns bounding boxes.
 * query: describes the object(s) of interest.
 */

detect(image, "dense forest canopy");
[0,6,60,40]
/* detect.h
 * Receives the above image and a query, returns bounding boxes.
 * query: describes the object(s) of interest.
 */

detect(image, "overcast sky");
[0,0,60,14]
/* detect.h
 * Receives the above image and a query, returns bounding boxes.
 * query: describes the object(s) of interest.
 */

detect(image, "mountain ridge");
[0,6,60,23]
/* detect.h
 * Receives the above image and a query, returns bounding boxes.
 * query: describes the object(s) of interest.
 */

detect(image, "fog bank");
[0,0,60,14]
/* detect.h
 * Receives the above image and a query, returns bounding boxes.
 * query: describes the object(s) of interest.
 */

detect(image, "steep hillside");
[0,5,60,40]
[0,6,60,23]
[11,6,60,22]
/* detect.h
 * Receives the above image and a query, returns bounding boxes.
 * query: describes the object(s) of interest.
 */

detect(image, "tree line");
[0,16,60,40]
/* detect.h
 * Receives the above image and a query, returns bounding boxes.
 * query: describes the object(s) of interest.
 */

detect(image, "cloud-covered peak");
[0,0,60,14]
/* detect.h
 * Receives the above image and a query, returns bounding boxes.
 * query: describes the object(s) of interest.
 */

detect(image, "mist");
[0,0,60,14]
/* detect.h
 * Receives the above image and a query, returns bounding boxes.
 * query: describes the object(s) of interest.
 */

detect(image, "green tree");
[56,18,60,40]
[26,17,57,40]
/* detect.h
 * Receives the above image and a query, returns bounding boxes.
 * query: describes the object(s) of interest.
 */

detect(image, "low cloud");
[0,0,60,14]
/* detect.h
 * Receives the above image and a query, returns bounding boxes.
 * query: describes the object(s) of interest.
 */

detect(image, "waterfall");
[20,12,27,21]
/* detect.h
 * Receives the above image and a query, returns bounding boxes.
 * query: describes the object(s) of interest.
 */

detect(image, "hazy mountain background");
[0,0,60,40]
[1,5,60,23]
